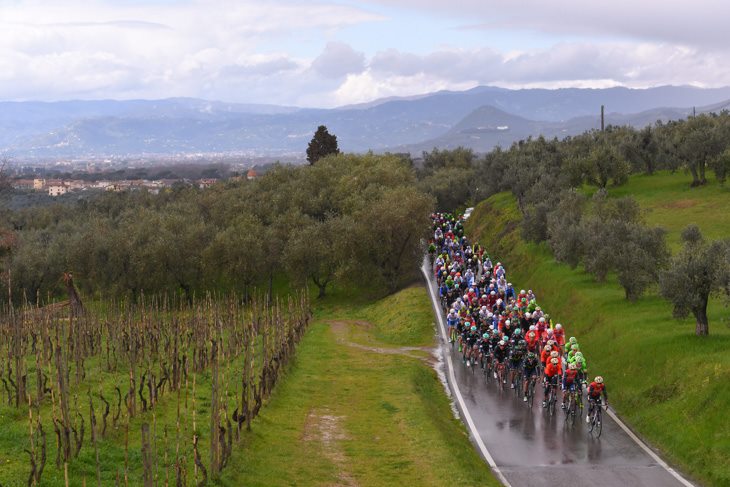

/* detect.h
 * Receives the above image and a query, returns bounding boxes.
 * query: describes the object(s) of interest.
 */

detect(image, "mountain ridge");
[3,85,730,159]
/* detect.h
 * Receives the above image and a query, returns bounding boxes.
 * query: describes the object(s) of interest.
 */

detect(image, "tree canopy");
[306,125,340,165]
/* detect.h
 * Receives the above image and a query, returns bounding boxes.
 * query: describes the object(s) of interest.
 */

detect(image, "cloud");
[363,0,730,49]
[220,57,300,78]
[311,42,366,79]
[0,0,382,101]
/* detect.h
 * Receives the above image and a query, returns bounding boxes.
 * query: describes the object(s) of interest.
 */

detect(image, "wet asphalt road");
[421,263,693,487]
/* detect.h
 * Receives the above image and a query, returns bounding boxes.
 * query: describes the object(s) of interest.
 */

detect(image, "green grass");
[585,170,730,250]
[218,285,499,486]
[465,171,730,486]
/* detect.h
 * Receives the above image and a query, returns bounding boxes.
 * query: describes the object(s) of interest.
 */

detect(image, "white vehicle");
[463,207,474,220]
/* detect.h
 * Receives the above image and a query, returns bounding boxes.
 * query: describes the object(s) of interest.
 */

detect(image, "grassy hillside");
[465,171,730,486]
[219,285,499,486]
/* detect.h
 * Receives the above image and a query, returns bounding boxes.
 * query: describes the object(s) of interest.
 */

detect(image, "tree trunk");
[688,163,700,187]
[698,159,707,185]
[312,277,328,299]
[693,302,709,336]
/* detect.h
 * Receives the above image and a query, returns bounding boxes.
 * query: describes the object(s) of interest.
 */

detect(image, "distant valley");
[2,85,730,160]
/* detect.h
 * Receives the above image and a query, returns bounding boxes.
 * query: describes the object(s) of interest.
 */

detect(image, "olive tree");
[659,225,730,336]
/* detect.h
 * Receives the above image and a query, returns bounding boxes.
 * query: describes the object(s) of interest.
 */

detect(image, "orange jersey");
[540,348,551,364]
[544,361,562,378]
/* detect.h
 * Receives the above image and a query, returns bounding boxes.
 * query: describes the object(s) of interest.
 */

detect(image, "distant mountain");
[394,101,719,154]
[2,86,730,159]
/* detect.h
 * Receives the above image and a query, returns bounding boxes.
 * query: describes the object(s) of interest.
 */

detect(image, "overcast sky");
[1,0,728,107]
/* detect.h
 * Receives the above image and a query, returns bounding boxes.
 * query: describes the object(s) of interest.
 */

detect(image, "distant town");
[11,168,259,196]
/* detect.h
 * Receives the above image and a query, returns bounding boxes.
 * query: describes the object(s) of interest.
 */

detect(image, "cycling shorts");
[523,367,538,379]
[508,360,522,370]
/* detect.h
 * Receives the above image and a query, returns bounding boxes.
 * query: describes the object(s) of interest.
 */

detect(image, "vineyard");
[0,288,311,486]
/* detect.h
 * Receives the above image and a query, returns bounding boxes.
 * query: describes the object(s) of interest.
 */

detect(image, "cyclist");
[586,376,608,423]
[553,323,565,348]
[492,339,509,382]
[540,344,552,369]
[508,340,525,388]
[522,351,540,401]
[464,325,480,366]
[561,362,580,409]
[446,309,460,342]
[543,357,562,408]
[565,336,578,354]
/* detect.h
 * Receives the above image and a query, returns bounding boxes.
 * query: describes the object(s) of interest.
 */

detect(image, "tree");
[659,225,730,336]
[710,148,730,185]
[547,190,587,269]
[585,143,631,188]
[306,125,340,165]
[284,216,353,298]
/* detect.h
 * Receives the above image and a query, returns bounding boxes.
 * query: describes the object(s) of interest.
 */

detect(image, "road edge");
[420,262,513,487]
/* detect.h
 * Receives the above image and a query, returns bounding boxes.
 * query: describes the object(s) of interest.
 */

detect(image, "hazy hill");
[2,85,730,158]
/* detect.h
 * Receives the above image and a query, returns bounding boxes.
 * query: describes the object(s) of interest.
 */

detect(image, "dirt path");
[302,409,357,487]
[328,320,437,364]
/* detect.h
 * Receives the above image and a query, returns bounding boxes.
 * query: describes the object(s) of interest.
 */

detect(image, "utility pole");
[601,105,605,131]
[693,106,696,117]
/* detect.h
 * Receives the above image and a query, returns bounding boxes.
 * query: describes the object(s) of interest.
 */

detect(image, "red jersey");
[588,382,606,398]
[563,369,578,384]
[554,328,565,346]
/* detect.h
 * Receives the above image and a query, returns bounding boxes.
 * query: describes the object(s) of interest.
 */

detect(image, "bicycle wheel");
[568,395,577,425]
[527,379,536,408]
[548,388,556,416]
[595,408,603,438]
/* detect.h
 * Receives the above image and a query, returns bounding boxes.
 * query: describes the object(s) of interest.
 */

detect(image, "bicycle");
[525,375,537,408]
[545,380,558,416]
[564,388,579,425]
[587,399,606,438]
[482,352,493,383]
[495,362,506,391]
[511,365,523,397]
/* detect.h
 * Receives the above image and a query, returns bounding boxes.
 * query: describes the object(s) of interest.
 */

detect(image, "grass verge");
[217,284,499,486]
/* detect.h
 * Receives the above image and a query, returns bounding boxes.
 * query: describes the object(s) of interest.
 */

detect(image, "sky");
[1,0,729,107]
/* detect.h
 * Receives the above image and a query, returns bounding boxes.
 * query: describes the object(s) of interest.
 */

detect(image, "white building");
[48,185,68,197]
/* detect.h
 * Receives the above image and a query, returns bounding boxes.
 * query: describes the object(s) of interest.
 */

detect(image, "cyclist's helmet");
[595,376,604,384]
[550,357,559,365]
[555,323,563,330]
[550,351,559,358]
[499,340,506,346]
[528,331,536,338]
[470,325,477,332]
[544,345,552,352]
[539,317,546,323]
[528,325,536,331]
[575,352,584,359]
[568,362,577,370]
[449,308,455,314]
[546,339,555,347]
[571,344,579,351]
[482,333,489,339]
[569,336,577,344]
[520,289,526,294]
[526,352,536,360]
[518,339,527,348]
[514,328,522,336]
[547,328,554,335]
